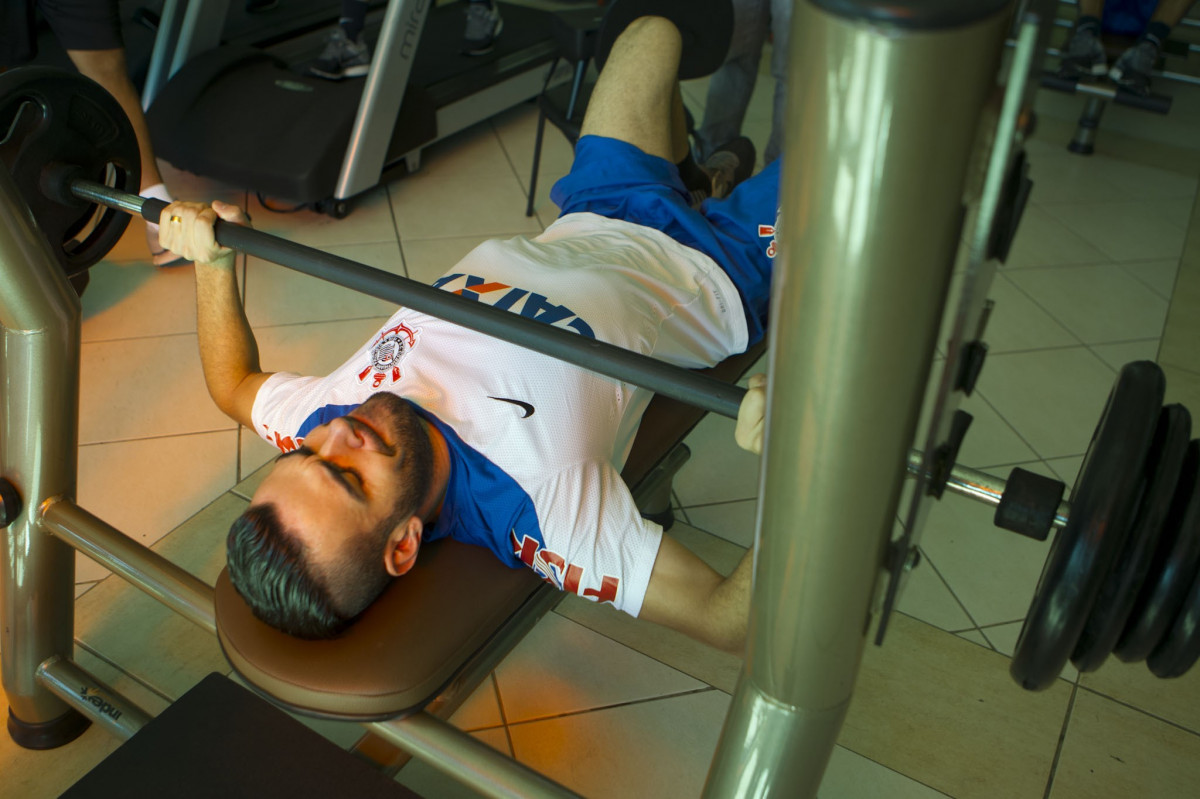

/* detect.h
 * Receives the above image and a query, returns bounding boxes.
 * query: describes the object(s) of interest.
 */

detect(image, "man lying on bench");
[159,14,778,654]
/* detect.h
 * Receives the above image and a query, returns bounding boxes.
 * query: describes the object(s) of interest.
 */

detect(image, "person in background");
[693,0,792,169]
[309,0,504,80]
[1,0,184,266]
[1059,0,1197,95]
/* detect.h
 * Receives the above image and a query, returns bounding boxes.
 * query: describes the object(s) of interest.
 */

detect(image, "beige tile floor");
[4,24,1200,799]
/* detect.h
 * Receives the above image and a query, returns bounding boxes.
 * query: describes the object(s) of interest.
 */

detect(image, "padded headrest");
[216,538,547,721]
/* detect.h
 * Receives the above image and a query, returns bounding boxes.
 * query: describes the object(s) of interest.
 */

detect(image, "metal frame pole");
[704,2,1015,796]
[0,166,86,744]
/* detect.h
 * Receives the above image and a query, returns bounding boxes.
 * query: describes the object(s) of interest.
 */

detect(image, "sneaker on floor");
[1058,23,1107,78]
[463,1,503,56]
[310,27,371,80]
[1109,39,1158,96]
[703,136,756,201]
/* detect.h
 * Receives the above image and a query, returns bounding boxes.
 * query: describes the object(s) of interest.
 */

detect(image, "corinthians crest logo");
[359,323,418,388]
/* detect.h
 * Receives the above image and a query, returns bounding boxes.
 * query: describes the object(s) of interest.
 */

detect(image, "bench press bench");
[215,343,763,735]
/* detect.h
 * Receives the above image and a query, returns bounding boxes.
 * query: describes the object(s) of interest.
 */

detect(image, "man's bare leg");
[580,16,688,162]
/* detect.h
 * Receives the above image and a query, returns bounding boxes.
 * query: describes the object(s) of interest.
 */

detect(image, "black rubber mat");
[61,673,420,798]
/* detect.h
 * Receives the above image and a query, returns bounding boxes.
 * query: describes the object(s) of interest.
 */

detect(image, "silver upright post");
[704,2,1013,796]
[0,166,86,746]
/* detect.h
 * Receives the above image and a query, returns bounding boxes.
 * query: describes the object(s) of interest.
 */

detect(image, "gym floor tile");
[253,315,391,379]
[822,745,954,798]
[918,490,1054,628]
[506,689,730,799]
[841,614,1072,799]
[246,183,399,250]
[75,431,239,582]
[1041,201,1190,264]
[1003,205,1110,269]
[1161,363,1200,419]
[1079,657,1200,735]
[673,411,762,508]
[1090,339,1164,371]
[399,232,505,285]
[243,240,404,328]
[1004,263,1170,345]
[1120,257,1184,301]
[448,674,506,733]
[80,259,200,342]
[952,393,1041,470]
[493,613,706,724]
[974,347,1118,460]
[895,555,976,634]
[682,497,757,548]
[387,172,542,241]
[1048,689,1200,799]
[979,275,1081,354]
[980,621,1080,685]
[79,333,233,445]
[236,434,279,491]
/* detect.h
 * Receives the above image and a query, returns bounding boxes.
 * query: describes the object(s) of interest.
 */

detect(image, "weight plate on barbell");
[1116,440,1200,664]
[1148,498,1200,678]
[1010,360,1164,691]
[1071,403,1191,673]
[0,67,140,277]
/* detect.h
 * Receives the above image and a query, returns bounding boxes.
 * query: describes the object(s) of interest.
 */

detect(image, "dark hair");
[226,396,435,639]
[225,504,366,639]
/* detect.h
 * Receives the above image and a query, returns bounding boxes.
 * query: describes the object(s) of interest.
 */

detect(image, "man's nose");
[317,418,363,455]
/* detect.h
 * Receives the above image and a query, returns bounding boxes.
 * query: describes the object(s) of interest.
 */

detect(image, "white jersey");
[251,213,748,617]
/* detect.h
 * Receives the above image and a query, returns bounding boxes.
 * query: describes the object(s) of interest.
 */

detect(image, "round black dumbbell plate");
[1148,529,1200,679]
[1011,361,1164,691]
[0,67,140,278]
[1072,403,1191,672]
[1116,440,1200,664]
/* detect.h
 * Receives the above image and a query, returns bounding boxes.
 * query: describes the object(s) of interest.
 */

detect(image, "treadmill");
[144,0,561,216]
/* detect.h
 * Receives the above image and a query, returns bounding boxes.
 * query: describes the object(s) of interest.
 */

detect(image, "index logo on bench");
[432,274,596,338]
[79,686,122,722]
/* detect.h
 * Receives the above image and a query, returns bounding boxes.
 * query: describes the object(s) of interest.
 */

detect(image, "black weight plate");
[1148,532,1200,678]
[0,66,140,276]
[1072,403,1191,672]
[1116,440,1200,663]
[1011,361,1165,691]
[595,0,735,80]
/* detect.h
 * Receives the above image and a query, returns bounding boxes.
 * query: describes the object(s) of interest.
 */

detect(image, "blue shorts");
[550,136,781,345]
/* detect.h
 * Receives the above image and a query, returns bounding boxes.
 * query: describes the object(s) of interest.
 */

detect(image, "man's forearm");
[195,257,260,423]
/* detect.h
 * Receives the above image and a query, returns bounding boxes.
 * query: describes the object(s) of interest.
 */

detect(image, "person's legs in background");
[310,0,371,80]
[693,0,769,164]
[762,0,792,166]
[1059,0,1109,78]
[463,0,503,56]
[1110,0,1196,94]
[48,0,182,266]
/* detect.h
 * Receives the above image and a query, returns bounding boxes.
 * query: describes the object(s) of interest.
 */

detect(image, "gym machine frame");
[2,1,1050,796]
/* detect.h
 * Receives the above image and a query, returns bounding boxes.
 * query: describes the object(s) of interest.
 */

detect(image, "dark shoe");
[1058,24,1107,79]
[463,1,503,56]
[310,27,371,80]
[1109,40,1158,96]
[703,136,756,200]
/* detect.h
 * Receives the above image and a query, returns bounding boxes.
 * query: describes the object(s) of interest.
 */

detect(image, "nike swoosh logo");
[488,396,535,418]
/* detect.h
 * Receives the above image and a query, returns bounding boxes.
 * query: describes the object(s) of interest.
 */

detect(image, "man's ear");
[383,515,424,577]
